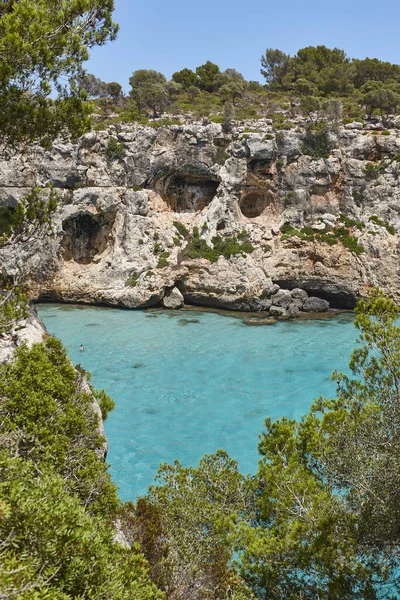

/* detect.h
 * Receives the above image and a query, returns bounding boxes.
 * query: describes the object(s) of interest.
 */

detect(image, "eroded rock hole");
[153,164,220,213]
[61,212,115,263]
[163,176,219,212]
[240,192,271,218]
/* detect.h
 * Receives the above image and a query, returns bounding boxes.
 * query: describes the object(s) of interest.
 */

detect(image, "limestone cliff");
[1,117,399,314]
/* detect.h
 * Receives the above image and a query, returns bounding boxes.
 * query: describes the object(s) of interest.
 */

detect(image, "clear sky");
[86,0,400,91]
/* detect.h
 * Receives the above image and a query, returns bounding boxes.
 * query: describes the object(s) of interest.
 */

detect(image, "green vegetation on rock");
[280,221,365,254]
[173,221,189,238]
[185,228,254,263]
[126,271,139,287]
[368,215,396,234]
[105,137,125,161]
[157,252,170,268]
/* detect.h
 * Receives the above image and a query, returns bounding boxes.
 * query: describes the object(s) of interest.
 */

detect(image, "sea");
[37,303,357,500]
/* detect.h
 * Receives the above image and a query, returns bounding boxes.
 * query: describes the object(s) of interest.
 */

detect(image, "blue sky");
[86,0,400,90]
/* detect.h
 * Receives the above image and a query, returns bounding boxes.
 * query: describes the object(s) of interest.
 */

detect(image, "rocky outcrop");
[0,308,45,364]
[1,118,400,314]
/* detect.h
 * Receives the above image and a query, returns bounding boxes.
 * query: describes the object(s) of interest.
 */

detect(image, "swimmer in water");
[80,344,84,351]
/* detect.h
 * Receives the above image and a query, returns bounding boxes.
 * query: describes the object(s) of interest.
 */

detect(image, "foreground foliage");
[0,338,161,599]
[125,290,400,599]
[0,0,118,148]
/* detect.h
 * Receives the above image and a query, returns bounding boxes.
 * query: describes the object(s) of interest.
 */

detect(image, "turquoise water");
[37,304,358,501]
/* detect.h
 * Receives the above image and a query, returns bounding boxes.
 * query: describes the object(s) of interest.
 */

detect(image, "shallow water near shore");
[37,303,358,500]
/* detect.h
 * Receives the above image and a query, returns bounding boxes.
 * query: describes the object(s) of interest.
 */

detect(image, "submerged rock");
[243,316,276,326]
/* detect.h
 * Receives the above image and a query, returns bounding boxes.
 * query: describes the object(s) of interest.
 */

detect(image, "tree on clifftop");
[0,0,118,149]
[129,69,169,117]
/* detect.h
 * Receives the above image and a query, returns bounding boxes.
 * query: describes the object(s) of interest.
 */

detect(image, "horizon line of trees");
[82,46,400,123]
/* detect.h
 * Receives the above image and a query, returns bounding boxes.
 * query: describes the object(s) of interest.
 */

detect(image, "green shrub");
[285,191,297,203]
[270,112,292,131]
[148,117,182,128]
[0,455,161,600]
[338,213,365,229]
[364,162,383,178]
[95,388,115,420]
[237,229,250,241]
[334,227,365,254]
[132,185,143,191]
[280,221,364,254]
[301,127,331,159]
[0,338,119,516]
[381,129,390,135]
[280,222,298,236]
[105,137,125,161]
[214,149,229,165]
[352,190,362,205]
[153,241,162,254]
[209,114,224,123]
[368,215,395,235]
[173,236,182,246]
[173,221,189,237]
[157,251,170,268]
[126,271,139,287]
[185,231,254,263]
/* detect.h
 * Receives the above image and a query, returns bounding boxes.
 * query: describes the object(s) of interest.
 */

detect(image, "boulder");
[303,297,330,312]
[246,137,276,161]
[162,287,184,309]
[287,303,301,318]
[270,305,287,317]
[271,289,292,308]
[291,288,308,303]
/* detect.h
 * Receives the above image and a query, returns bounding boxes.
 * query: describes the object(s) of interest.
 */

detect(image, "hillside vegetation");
[87,46,400,130]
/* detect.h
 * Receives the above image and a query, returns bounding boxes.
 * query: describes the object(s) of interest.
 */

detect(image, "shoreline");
[34,299,354,326]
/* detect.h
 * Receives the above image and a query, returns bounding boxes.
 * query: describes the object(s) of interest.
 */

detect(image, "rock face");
[1,118,400,314]
[0,308,45,364]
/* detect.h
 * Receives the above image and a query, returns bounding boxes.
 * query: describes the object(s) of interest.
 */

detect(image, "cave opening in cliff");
[239,191,271,218]
[275,280,358,309]
[61,212,115,263]
[160,176,219,213]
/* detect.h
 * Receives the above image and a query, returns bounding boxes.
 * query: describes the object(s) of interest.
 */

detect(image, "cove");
[37,304,358,501]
